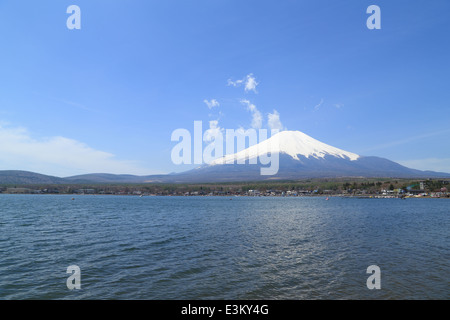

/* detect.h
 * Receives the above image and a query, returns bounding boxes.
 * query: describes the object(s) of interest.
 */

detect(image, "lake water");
[0,194,448,300]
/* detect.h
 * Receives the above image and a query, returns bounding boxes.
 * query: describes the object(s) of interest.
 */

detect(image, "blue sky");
[0,0,449,176]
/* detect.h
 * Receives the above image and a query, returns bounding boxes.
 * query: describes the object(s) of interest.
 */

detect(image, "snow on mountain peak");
[270,130,360,160]
[211,130,360,165]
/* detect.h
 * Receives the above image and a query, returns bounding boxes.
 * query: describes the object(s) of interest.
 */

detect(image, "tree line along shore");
[1,178,449,198]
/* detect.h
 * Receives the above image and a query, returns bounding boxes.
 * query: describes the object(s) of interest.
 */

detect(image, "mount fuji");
[155,130,450,183]
[211,130,360,165]
[3,130,448,185]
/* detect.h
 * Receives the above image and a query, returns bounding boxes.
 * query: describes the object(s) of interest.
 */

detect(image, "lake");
[0,194,448,299]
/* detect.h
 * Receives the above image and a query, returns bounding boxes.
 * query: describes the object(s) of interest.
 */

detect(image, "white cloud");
[203,99,220,109]
[397,158,450,174]
[267,110,285,131]
[361,129,450,153]
[203,120,223,142]
[244,74,258,93]
[0,123,153,177]
[227,78,244,87]
[228,73,258,93]
[312,99,343,111]
[252,111,263,129]
[33,92,97,113]
[240,99,262,129]
[314,98,324,111]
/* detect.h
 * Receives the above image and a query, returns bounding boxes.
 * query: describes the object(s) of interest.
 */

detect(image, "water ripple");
[0,195,448,299]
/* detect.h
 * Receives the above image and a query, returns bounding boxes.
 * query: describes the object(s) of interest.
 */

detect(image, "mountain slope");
[170,130,450,182]
[0,170,66,185]
[64,173,150,183]
[1,130,449,184]
[162,154,450,183]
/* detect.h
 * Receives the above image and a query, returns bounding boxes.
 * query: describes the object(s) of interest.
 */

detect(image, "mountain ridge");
[1,130,449,184]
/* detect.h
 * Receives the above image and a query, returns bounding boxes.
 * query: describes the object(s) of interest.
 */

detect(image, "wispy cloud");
[314,98,324,111]
[0,123,153,177]
[267,110,285,131]
[204,120,223,142]
[33,92,97,113]
[203,99,220,109]
[228,73,259,93]
[240,99,262,129]
[397,158,450,174]
[227,78,244,87]
[313,99,343,111]
[361,129,450,153]
[57,98,96,112]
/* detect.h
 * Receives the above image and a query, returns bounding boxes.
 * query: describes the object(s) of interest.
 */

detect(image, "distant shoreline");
[1,177,448,198]
[0,193,448,199]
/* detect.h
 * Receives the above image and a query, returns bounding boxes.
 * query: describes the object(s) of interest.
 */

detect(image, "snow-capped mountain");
[211,130,360,165]
[161,130,450,182]
[6,130,447,184]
